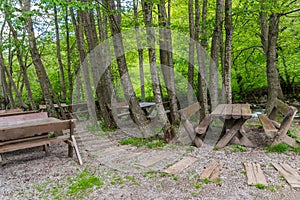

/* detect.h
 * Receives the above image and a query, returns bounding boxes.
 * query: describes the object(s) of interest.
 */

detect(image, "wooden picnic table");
[118,102,156,118]
[210,104,254,148]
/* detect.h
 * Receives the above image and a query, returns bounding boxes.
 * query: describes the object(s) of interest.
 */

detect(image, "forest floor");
[1,118,300,200]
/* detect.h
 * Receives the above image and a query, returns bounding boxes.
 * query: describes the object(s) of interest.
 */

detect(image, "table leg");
[215,118,246,148]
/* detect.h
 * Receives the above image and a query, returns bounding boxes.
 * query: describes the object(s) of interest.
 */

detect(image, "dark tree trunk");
[143,0,175,142]
[209,0,224,110]
[157,0,180,126]
[54,5,66,102]
[188,0,195,105]
[105,0,150,132]
[195,0,209,118]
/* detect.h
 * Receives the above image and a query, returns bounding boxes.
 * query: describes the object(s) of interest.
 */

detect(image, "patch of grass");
[213,178,222,186]
[173,176,178,181]
[125,176,135,181]
[201,178,212,184]
[254,183,266,190]
[245,121,261,127]
[240,170,246,175]
[231,144,246,152]
[213,147,220,151]
[194,182,202,189]
[266,142,300,153]
[119,136,166,149]
[67,170,103,196]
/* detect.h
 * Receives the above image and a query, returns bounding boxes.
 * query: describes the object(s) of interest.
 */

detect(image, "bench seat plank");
[258,114,277,137]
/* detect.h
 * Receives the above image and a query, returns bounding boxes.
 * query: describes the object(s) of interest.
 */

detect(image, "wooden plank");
[275,99,291,116]
[211,104,226,117]
[223,104,233,119]
[199,160,223,181]
[138,152,170,167]
[179,102,201,119]
[215,118,245,148]
[241,104,252,119]
[273,163,300,188]
[0,136,70,153]
[0,135,48,146]
[0,112,48,124]
[195,115,212,135]
[232,104,241,119]
[0,119,71,141]
[258,114,277,137]
[164,156,198,174]
[244,162,268,186]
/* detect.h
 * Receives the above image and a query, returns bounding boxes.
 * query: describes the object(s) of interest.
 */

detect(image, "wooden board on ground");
[244,162,268,186]
[199,160,223,181]
[273,163,300,188]
[164,156,198,174]
[138,152,171,167]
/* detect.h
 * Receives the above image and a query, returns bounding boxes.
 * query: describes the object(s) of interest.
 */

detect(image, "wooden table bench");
[258,99,299,147]
[205,104,253,148]
[0,112,82,165]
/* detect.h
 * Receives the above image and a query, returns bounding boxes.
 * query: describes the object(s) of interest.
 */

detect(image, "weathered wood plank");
[244,162,268,186]
[195,115,212,135]
[71,135,83,165]
[223,104,233,119]
[241,104,252,119]
[211,104,226,117]
[179,102,201,119]
[273,163,300,188]
[138,152,170,167]
[258,114,277,137]
[215,118,245,148]
[232,104,241,119]
[164,156,198,174]
[199,160,223,181]
[0,112,48,124]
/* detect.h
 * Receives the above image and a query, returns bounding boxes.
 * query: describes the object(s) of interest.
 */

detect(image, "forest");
[0,0,299,141]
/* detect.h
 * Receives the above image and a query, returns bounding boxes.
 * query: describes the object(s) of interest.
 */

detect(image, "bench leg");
[68,142,73,158]
[71,135,83,165]
[0,154,2,165]
[43,144,49,156]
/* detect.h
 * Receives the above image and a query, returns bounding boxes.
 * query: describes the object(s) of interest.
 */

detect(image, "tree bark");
[105,0,150,131]
[195,0,209,119]
[134,0,145,102]
[54,5,66,102]
[223,0,232,104]
[209,0,224,111]
[157,0,180,126]
[143,0,175,142]
[188,0,195,105]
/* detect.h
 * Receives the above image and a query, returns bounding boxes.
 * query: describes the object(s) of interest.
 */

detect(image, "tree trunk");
[188,0,195,105]
[266,13,281,115]
[134,0,145,102]
[209,0,224,111]
[195,0,209,119]
[70,6,97,125]
[157,0,180,126]
[65,6,73,104]
[54,5,66,102]
[143,0,175,142]
[22,0,57,116]
[223,0,232,104]
[105,0,150,131]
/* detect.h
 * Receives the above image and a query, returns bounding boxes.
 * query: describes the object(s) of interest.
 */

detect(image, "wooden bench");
[258,99,298,147]
[68,103,88,121]
[0,112,82,165]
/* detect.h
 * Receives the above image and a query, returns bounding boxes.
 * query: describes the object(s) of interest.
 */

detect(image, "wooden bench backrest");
[269,99,297,120]
[0,108,23,114]
[0,112,48,124]
[179,102,201,120]
[69,103,88,111]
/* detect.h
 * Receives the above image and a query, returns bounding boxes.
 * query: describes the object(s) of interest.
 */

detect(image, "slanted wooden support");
[258,114,277,138]
[244,162,268,186]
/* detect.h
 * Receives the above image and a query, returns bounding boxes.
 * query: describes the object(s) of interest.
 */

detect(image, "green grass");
[231,144,247,152]
[254,183,266,190]
[119,136,166,149]
[266,142,300,153]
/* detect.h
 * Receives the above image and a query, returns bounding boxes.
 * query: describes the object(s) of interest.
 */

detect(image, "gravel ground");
[1,121,300,200]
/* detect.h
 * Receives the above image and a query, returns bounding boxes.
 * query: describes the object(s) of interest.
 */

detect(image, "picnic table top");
[211,104,252,119]
[120,102,156,109]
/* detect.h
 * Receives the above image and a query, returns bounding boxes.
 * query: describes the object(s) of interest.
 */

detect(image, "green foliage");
[119,136,166,149]
[254,183,266,190]
[266,142,300,153]
[231,145,247,152]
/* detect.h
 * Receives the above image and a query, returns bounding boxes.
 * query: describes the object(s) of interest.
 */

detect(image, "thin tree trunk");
[134,0,145,102]
[65,6,73,103]
[104,0,150,132]
[70,6,97,125]
[188,0,195,105]
[54,5,66,102]
[143,0,175,142]
[223,0,232,104]
[209,0,224,111]
[195,0,209,118]
[157,0,180,126]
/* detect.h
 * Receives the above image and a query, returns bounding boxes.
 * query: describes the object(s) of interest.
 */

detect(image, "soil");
[1,119,300,200]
